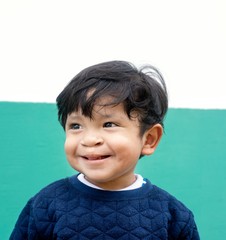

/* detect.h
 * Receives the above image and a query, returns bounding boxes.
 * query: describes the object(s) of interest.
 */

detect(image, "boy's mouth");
[83,155,110,160]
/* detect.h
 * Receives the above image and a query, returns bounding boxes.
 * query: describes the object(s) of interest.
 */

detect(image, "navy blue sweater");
[10,175,200,239]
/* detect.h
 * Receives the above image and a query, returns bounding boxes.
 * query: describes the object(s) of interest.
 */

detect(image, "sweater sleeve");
[180,212,200,240]
[10,198,39,240]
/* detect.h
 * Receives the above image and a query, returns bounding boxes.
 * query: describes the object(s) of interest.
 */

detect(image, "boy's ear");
[141,124,163,156]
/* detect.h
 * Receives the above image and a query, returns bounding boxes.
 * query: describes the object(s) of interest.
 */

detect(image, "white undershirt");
[77,173,146,191]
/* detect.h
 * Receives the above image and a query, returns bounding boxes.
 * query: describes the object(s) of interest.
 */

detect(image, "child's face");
[64,97,149,190]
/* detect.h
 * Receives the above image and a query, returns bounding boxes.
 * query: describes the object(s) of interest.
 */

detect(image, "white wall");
[0,0,225,109]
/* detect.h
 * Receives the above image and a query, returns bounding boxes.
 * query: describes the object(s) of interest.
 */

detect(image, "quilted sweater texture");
[10,175,200,239]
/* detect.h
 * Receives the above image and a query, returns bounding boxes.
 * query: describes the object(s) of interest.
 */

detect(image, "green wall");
[1,102,226,239]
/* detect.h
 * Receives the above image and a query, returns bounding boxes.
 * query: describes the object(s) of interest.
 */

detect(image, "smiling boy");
[64,98,162,191]
[10,61,200,239]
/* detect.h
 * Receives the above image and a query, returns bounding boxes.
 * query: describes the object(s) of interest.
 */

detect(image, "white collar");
[77,173,146,191]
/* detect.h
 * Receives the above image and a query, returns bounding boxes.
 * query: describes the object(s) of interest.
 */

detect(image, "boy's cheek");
[64,138,76,155]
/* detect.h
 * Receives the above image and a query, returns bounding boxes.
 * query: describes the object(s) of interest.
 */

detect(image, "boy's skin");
[65,96,163,190]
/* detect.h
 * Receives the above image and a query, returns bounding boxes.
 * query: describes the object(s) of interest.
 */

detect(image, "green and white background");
[1,0,226,239]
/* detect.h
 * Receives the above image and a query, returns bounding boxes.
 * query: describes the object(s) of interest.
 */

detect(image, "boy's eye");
[103,122,117,128]
[70,123,81,130]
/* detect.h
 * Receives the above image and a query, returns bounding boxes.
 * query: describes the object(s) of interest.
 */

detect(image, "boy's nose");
[81,135,104,147]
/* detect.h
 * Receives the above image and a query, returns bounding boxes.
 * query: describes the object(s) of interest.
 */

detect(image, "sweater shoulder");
[10,178,71,239]
[32,177,71,202]
[151,184,192,212]
[150,184,199,238]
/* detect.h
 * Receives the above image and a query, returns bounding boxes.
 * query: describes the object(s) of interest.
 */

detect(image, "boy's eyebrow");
[67,108,127,120]
[67,112,116,120]
[67,113,83,120]
[96,112,127,121]
[95,112,114,118]
[94,107,125,119]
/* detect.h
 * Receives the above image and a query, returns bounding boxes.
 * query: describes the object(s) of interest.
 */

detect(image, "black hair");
[56,60,168,135]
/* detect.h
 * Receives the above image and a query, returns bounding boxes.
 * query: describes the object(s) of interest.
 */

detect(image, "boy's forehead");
[68,101,126,119]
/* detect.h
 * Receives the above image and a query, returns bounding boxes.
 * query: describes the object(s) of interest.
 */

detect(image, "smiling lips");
[83,155,110,161]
